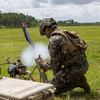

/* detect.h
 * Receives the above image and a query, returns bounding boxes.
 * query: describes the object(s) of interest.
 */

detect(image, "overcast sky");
[0,0,100,22]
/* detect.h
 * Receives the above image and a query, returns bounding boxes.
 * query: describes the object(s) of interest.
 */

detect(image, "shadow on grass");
[70,89,100,100]
[55,89,100,100]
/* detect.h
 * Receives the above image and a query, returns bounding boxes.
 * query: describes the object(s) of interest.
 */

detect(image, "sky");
[0,0,100,22]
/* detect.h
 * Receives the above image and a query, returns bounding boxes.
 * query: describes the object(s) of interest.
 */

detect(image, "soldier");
[37,18,90,95]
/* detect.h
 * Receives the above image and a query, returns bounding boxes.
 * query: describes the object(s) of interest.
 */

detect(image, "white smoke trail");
[21,42,50,66]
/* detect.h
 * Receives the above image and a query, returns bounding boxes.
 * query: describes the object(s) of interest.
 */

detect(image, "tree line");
[0,11,42,28]
[57,20,100,26]
[0,11,100,28]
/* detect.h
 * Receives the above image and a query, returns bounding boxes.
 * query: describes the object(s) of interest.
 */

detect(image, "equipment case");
[0,77,55,100]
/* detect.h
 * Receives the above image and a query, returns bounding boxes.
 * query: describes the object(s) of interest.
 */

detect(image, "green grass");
[0,26,100,100]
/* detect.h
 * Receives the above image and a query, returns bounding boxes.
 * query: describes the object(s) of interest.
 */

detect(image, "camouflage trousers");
[50,59,89,94]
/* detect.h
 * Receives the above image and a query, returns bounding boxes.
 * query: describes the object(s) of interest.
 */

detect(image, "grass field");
[0,26,100,100]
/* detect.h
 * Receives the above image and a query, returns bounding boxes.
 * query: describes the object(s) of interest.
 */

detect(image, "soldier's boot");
[75,76,90,93]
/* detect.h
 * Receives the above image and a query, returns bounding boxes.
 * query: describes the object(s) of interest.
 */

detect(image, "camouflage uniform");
[41,29,89,94]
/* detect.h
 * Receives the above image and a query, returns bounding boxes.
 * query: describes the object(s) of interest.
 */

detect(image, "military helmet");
[39,18,57,36]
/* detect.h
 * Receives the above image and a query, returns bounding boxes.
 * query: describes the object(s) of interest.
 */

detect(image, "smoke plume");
[21,42,50,66]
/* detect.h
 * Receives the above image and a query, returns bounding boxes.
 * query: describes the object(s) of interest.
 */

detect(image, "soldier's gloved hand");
[37,55,44,68]
[37,55,48,72]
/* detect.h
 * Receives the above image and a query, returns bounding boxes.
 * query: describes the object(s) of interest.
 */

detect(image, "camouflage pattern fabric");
[42,34,66,70]
[50,52,89,94]
[41,29,89,94]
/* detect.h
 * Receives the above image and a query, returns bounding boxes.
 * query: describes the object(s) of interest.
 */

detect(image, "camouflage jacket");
[41,29,86,70]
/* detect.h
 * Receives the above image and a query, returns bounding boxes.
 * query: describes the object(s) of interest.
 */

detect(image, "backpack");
[50,30,88,54]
